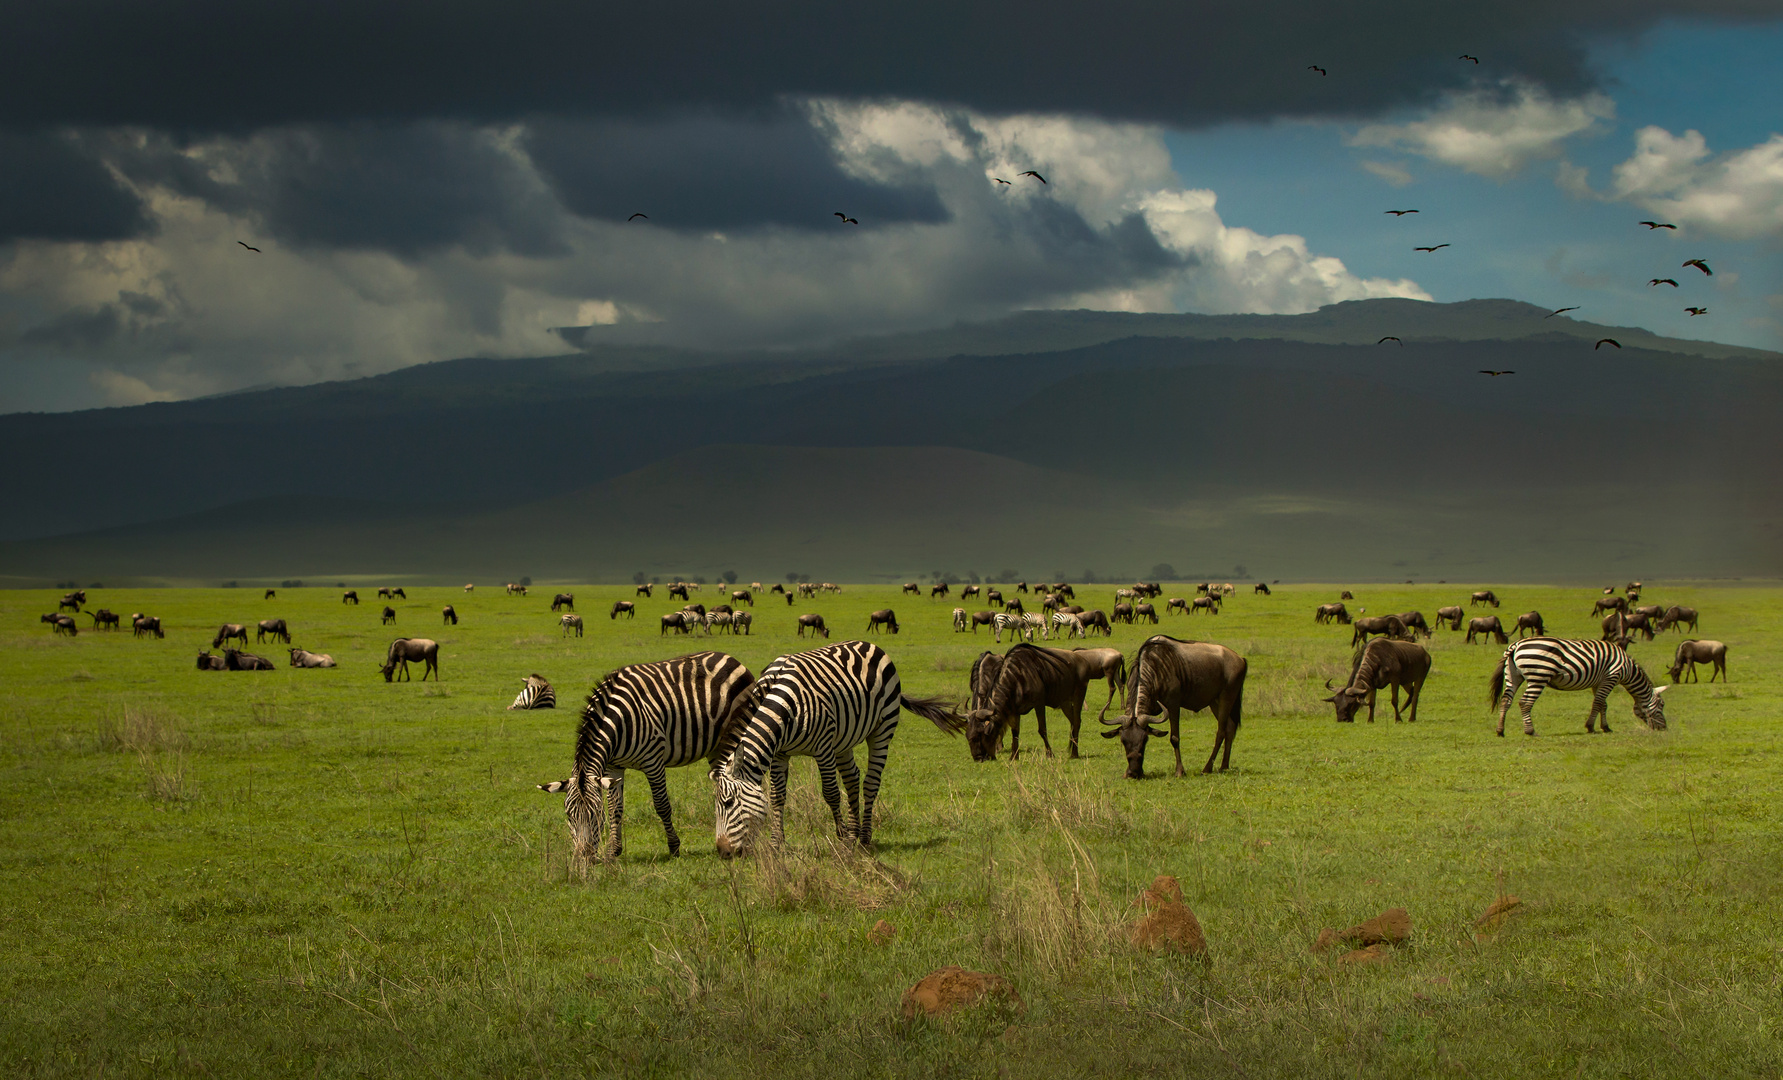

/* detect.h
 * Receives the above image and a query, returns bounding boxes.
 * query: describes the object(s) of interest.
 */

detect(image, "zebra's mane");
[571,670,623,780]
[708,675,771,770]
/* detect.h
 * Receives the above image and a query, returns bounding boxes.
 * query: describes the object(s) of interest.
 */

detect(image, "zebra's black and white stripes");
[538,651,755,861]
[507,674,556,710]
[710,640,963,854]
[1489,638,1668,736]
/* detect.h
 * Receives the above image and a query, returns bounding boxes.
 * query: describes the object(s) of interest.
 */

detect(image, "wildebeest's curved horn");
[1100,715,1125,726]
[1324,678,1336,690]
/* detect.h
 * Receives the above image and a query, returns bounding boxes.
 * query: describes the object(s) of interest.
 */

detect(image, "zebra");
[1489,638,1669,737]
[952,607,968,632]
[992,611,1031,643]
[508,674,556,711]
[538,651,755,862]
[710,641,963,855]
[561,613,584,637]
[1020,612,1047,639]
[1051,611,1084,639]
[706,610,733,634]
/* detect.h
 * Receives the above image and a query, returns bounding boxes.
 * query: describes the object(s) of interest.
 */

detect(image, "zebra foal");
[1489,638,1668,737]
[711,641,963,855]
[539,652,755,862]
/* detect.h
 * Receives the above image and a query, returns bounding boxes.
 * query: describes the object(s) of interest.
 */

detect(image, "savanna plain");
[2,581,1778,1078]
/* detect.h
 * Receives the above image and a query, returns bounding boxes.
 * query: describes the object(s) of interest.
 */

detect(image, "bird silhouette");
[1414,244,1450,252]
[1460,54,1479,63]
[627,212,648,221]
[1649,278,1679,287]
[1545,306,1580,318]
[1019,171,1047,184]
[833,212,859,224]
[834,212,847,220]
[1639,221,1677,230]
[1595,338,1621,350]
[1308,65,1327,75]
[1377,336,1402,345]
[994,178,1011,185]
[237,241,261,252]
[1683,258,1712,275]
[1686,307,1708,316]
[1479,370,1514,376]
[1384,209,1418,216]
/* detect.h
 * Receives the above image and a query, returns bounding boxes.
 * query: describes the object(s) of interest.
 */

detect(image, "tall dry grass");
[96,706,191,802]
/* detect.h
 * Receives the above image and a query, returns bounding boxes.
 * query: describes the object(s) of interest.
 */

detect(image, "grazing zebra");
[952,607,968,632]
[710,641,963,854]
[732,611,753,635]
[706,610,733,634]
[561,613,584,637]
[1052,611,1084,639]
[508,673,556,710]
[1489,638,1669,737]
[539,652,755,861]
[1020,612,1047,639]
[992,611,1031,643]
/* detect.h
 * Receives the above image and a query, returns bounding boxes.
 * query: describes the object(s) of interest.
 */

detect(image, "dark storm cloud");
[6,1,1780,132]
[0,130,148,242]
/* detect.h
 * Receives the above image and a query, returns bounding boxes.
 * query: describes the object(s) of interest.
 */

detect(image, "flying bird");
[994,178,1011,185]
[1683,258,1712,275]
[1384,209,1418,216]
[1377,336,1402,345]
[627,212,648,221]
[1307,65,1327,76]
[1414,244,1450,252]
[1639,221,1676,230]
[237,241,260,252]
[1595,338,1621,350]
[1686,307,1708,316]
[833,212,858,224]
[1545,306,1579,318]
[1479,370,1514,376]
[1460,54,1479,63]
[1649,278,1678,287]
[1019,171,1047,184]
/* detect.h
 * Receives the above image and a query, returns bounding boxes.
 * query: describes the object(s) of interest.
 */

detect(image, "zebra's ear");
[1653,685,1669,695]
[537,780,571,793]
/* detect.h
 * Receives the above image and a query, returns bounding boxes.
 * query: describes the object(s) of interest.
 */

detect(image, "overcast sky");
[2,1,1780,413]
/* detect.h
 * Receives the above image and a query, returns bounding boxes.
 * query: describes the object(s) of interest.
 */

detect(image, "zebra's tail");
[901,693,966,735]
[1488,654,1508,708]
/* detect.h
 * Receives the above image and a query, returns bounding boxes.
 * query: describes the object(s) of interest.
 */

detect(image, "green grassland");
[1,582,1779,1078]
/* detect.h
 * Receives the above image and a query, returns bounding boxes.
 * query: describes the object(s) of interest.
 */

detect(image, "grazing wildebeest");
[1621,611,1656,641]
[1632,604,1664,622]
[930,582,950,598]
[379,638,439,682]
[1114,588,1138,605]
[1323,639,1431,724]
[610,601,635,620]
[264,589,276,600]
[1112,602,1135,624]
[1471,590,1500,608]
[987,589,1004,608]
[770,584,785,594]
[442,604,458,625]
[552,593,576,612]
[1626,581,1643,595]
[1100,635,1246,778]
[964,644,1097,761]
[288,647,336,668]
[1056,584,1075,599]
[1514,611,1545,638]
[196,650,227,670]
[506,583,527,596]
[1190,596,1220,615]
[256,618,290,644]
[1599,613,1628,643]
[1196,583,1210,596]
[1667,640,1727,683]
[132,614,164,638]
[796,613,831,638]
[967,651,1005,713]
[669,584,689,601]
[660,612,691,635]
[866,609,900,634]
[1077,609,1112,636]
[1592,595,1628,617]
[342,590,359,604]
[381,606,397,625]
[798,582,818,598]
[1435,606,1464,631]
[732,612,753,635]
[951,607,968,632]
[561,614,584,637]
[88,609,121,631]
[58,593,82,612]
[1339,590,1354,601]
[958,609,990,634]
[464,583,475,592]
[1658,605,1700,633]
[1491,638,1668,736]
[1349,614,1406,646]
[731,590,754,607]
[222,648,276,671]
[212,623,248,648]
[1466,616,1509,644]
[1165,597,1187,615]
[1134,602,1159,624]
[903,582,921,595]
[43,613,78,635]
[1314,602,1350,625]
[1396,611,1432,639]
[637,583,653,597]
[1254,583,1271,595]
[378,587,393,599]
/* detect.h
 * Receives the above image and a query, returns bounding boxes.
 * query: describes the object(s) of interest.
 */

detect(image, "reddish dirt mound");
[1314,907,1411,953]
[900,967,1024,1020]
[1129,875,1207,957]
[869,919,897,945]
[1338,944,1391,965]
[1475,895,1522,935]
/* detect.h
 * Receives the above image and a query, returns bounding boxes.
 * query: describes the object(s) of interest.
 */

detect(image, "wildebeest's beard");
[965,708,1001,762]
[1322,680,1364,723]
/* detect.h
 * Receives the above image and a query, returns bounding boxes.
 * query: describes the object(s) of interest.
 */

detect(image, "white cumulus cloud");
[1349,83,1614,179]
[1608,127,1783,238]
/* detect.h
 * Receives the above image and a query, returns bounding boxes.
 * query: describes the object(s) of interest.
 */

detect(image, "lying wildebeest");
[551,593,575,612]
[637,583,654,597]
[930,582,950,598]
[668,584,689,601]
[442,604,458,625]
[1471,590,1500,608]
[1254,583,1271,595]
[1077,609,1113,636]
[1314,602,1350,625]
[288,647,336,668]
[379,638,439,681]
[660,612,691,635]
[1324,639,1431,724]
[796,613,830,638]
[1134,602,1159,624]
[212,623,248,648]
[610,601,635,620]
[1190,596,1220,615]
[731,589,754,607]
[951,607,968,632]
[381,606,397,625]
[1591,595,1628,617]
[1350,615,1406,646]
[561,613,584,637]
[1395,611,1431,639]
[1166,597,1187,615]
[866,609,900,634]
[132,614,164,638]
[43,613,78,635]
[1435,605,1464,631]
[342,590,359,604]
[222,647,276,671]
[257,618,290,644]
[1466,616,1509,644]
[960,585,981,600]
[1100,635,1246,778]
[1514,611,1545,638]
[1339,590,1354,601]
[196,650,227,670]
[264,589,276,600]
[88,609,121,631]
[732,612,753,635]
[1658,605,1700,633]
[1667,639,1727,683]
[1112,602,1135,624]
[964,644,1098,761]
[902,582,921,595]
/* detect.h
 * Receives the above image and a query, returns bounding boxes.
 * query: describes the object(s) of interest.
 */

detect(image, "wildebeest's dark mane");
[1125,634,1204,709]
[985,643,1073,715]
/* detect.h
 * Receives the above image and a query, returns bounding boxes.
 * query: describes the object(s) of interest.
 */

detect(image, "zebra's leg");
[602,770,626,860]
[642,759,680,857]
[813,750,847,840]
[835,751,864,844]
[768,756,790,845]
[1518,680,1542,736]
[858,724,896,850]
[1591,682,1615,732]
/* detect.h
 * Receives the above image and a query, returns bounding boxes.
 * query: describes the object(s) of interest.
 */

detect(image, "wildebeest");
[770,583,785,594]
[986,589,1004,608]
[637,583,653,597]
[391,587,407,599]
[465,583,475,592]
[1395,611,1432,639]
[668,584,689,601]
[288,647,336,668]
[222,648,276,670]
[1632,604,1664,622]
[264,589,276,600]
[1350,615,1406,646]
[1466,616,1509,644]
[1339,590,1354,601]
[1435,606,1464,631]
[196,650,227,670]
[1165,597,1187,615]
[1626,581,1643,595]
[1134,602,1159,624]
[967,651,1005,712]
[381,606,397,625]
[930,582,950,598]
[1314,602,1351,625]
[88,609,121,631]
[1471,590,1500,607]
[1254,583,1271,595]
[866,609,900,634]
[681,603,707,622]
[342,590,359,604]
[1514,611,1545,638]
[552,593,576,612]
[58,594,82,612]
[132,614,164,638]
[796,613,830,638]
[442,604,458,625]
[1055,584,1075,599]
[1190,596,1220,615]
[1100,635,1246,778]
[256,618,290,644]
[1658,605,1700,633]
[1016,581,1029,594]
[1667,639,1727,683]
[1112,602,1135,624]
[212,623,248,648]
[1591,595,1628,617]
[1598,613,1627,643]
[730,589,753,607]
[1003,598,1025,617]
[1076,609,1112,636]
[964,644,1098,761]
[506,583,527,596]
[902,582,921,595]
[1323,639,1430,724]
[43,613,78,635]
[660,612,691,635]
[731,611,753,635]
[378,587,392,599]
[960,585,981,601]
[561,613,584,637]
[610,601,635,620]
[379,638,439,681]
[1621,611,1656,641]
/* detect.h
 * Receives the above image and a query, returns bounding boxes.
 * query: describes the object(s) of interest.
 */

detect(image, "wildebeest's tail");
[901,693,965,735]
[1229,672,1244,732]
[1488,654,1508,708]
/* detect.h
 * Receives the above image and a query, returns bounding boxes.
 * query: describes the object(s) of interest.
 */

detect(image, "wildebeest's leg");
[768,756,791,844]
[1389,683,1402,723]
[813,749,846,840]
[1033,705,1055,757]
[1064,696,1085,759]
[641,759,679,857]
[835,751,863,843]
[602,770,626,860]
[1096,674,1118,723]
[1167,706,1186,777]
[1408,676,1423,723]
[1367,686,1378,723]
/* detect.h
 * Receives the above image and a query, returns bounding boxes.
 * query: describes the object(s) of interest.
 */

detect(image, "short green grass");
[1,582,1779,1078]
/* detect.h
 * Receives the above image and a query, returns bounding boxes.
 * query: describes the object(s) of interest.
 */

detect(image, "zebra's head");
[537,774,608,863]
[1639,685,1669,730]
[711,766,768,858]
